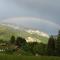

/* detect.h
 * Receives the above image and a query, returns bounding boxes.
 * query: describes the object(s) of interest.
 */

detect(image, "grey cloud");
[2,17,60,35]
[11,0,60,24]
[0,0,60,34]
[0,0,40,20]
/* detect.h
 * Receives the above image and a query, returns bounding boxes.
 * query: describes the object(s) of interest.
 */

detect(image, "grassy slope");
[0,25,19,40]
[0,54,60,60]
[0,25,48,44]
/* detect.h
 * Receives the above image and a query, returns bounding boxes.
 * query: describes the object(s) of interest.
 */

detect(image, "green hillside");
[0,25,19,40]
[0,24,48,44]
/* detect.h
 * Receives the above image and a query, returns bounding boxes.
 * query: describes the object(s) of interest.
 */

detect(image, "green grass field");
[0,54,60,60]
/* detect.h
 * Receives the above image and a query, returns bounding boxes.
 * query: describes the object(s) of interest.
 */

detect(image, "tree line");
[47,30,60,56]
[0,30,60,56]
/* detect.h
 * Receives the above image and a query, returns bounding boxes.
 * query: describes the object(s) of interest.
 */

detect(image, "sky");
[0,0,60,35]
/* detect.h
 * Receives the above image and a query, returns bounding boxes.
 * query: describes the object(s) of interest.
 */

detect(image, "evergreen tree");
[47,35,55,56]
[56,30,60,56]
[16,37,26,47]
[10,36,15,44]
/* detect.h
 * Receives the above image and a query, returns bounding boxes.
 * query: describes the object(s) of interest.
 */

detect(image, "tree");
[33,43,46,55]
[27,42,46,55]
[10,36,15,44]
[47,35,55,56]
[16,37,26,47]
[29,42,38,55]
[56,30,60,56]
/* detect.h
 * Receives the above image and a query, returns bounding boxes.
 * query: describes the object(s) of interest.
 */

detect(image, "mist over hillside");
[1,17,60,35]
[0,23,49,44]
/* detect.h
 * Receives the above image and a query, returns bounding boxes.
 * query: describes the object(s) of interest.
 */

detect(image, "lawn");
[0,54,60,60]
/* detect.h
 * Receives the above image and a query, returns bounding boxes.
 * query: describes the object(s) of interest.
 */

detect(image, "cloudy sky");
[0,0,60,35]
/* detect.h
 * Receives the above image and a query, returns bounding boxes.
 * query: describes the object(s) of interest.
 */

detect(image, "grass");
[0,54,60,60]
[0,25,48,44]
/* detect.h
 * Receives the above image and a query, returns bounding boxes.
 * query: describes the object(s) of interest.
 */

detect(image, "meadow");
[0,54,60,60]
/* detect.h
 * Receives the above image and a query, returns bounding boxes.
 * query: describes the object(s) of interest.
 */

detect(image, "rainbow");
[1,16,60,29]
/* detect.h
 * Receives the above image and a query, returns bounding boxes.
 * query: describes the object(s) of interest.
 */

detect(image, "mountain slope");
[0,23,49,44]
